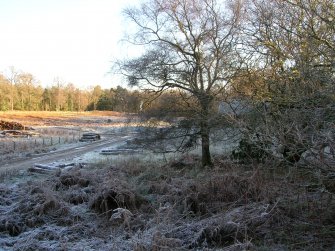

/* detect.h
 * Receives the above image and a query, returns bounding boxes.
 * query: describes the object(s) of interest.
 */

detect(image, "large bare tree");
[118,0,244,166]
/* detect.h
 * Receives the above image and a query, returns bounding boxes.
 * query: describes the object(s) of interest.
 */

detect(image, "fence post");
[50,137,53,146]
[13,141,16,151]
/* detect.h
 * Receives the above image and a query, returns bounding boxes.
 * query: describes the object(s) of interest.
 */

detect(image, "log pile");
[79,132,101,142]
[28,162,77,174]
[0,120,25,130]
[0,120,38,137]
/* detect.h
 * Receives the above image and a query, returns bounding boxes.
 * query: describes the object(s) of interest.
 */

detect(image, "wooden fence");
[0,135,80,152]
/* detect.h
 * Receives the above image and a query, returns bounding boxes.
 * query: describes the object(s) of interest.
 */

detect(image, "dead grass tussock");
[89,173,148,218]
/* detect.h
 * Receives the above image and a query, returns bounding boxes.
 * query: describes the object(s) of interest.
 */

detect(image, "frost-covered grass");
[1,152,334,250]
[0,115,334,250]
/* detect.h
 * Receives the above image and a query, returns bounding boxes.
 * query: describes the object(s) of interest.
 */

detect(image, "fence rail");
[0,135,80,153]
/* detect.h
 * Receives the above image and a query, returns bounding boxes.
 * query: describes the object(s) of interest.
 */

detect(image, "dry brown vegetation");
[0,111,124,127]
[1,154,334,250]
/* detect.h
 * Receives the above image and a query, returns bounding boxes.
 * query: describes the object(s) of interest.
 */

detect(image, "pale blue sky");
[0,0,138,89]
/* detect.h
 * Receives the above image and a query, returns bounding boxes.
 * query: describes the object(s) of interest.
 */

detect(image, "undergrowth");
[0,155,334,250]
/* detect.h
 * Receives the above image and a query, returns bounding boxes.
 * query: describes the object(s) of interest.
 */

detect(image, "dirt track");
[1,135,132,174]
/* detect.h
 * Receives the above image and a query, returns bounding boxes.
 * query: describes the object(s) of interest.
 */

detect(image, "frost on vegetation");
[0,156,334,250]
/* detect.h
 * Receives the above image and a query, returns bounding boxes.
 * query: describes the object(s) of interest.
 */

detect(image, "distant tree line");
[0,68,187,113]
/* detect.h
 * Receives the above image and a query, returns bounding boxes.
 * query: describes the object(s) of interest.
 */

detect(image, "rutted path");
[1,135,133,176]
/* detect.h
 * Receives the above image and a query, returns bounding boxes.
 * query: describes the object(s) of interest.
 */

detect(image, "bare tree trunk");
[200,98,213,167]
[200,119,212,167]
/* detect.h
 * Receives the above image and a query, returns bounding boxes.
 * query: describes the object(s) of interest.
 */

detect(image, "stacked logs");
[0,120,25,130]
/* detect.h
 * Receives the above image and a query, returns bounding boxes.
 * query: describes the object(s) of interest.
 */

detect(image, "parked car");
[79,132,101,142]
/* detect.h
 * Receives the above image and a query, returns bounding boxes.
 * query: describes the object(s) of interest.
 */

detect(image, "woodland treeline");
[0,71,145,113]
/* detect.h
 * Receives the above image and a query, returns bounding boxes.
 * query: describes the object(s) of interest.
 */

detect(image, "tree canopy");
[118,0,245,166]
